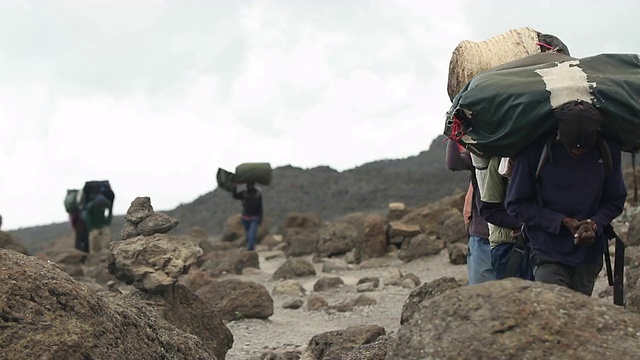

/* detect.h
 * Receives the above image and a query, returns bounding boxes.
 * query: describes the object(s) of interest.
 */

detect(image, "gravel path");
[221,247,616,360]
[223,250,467,359]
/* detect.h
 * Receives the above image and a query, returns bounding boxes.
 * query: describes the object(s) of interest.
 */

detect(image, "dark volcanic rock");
[0,249,220,360]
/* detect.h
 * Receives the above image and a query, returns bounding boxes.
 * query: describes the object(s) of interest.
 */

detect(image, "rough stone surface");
[133,284,234,360]
[137,212,180,236]
[0,249,220,360]
[388,278,640,360]
[272,258,317,280]
[107,233,203,291]
[124,196,154,224]
[305,325,386,360]
[397,234,444,262]
[195,278,274,321]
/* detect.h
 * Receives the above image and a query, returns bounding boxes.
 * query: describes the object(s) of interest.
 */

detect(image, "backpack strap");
[632,152,638,203]
[504,224,529,278]
[603,225,625,306]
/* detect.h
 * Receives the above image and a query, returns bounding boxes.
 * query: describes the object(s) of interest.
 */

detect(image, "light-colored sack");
[447,27,541,101]
[498,157,514,178]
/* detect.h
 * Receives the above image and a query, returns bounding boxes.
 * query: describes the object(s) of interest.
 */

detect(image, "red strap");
[536,41,557,53]
[444,115,465,143]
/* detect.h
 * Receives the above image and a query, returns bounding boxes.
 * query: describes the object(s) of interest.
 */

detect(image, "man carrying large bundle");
[224,163,271,251]
[506,100,627,296]
[444,27,567,283]
[232,181,263,251]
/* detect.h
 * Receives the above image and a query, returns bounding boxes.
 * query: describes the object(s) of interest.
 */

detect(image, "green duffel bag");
[444,52,640,157]
[216,168,236,192]
[235,162,272,186]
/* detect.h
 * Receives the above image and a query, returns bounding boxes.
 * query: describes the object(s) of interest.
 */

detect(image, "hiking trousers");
[467,235,496,285]
[491,242,534,280]
[533,256,604,296]
[241,217,260,251]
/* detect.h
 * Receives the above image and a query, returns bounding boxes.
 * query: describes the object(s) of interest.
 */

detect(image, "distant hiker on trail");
[445,139,496,284]
[64,181,115,254]
[232,181,263,251]
[506,100,627,296]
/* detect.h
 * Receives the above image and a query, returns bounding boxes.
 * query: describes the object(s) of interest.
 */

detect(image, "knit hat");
[554,100,603,148]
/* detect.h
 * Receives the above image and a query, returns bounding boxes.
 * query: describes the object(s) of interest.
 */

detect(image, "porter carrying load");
[217,162,272,192]
[444,52,640,157]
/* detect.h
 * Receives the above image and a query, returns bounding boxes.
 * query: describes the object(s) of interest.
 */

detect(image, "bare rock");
[306,325,386,360]
[195,278,274,321]
[340,334,395,360]
[272,258,317,280]
[120,221,140,240]
[438,215,468,246]
[0,249,220,360]
[400,273,421,287]
[386,221,421,238]
[625,246,640,313]
[321,258,350,273]
[124,196,154,224]
[137,212,180,236]
[177,267,214,293]
[199,248,260,275]
[282,298,304,310]
[307,294,328,311]
[397,234,444,262]
[357,276,380,288]
[284,228,320,256]
[447,242,468,265]
[389,279,640,359]
[316,221,360,257]
[107,233,203,292]
[352,294,377,307]
[400,276,464,325]
[282,212,323,229]
[381,267,403,286]
[273,279,306,297]
[261,349,302,360]
[626,211,640,246]
[361,214,387,259]
[134,284,234,360]
[313,277,345,292]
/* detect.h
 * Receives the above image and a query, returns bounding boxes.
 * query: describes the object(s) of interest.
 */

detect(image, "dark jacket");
[506,138,627,267]
[232,187,263,219]
[445,139,490,239]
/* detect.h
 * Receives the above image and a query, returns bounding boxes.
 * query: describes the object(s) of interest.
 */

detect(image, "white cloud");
[1,0,639,230]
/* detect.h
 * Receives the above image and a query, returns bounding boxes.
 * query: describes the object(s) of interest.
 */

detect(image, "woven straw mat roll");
[447,27,541,101]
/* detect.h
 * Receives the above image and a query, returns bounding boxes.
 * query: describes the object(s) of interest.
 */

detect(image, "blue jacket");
[506,138,626,267]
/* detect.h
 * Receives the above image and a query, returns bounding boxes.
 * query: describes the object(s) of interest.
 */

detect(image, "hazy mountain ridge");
[9,136,470,253]
[11,134,640,255]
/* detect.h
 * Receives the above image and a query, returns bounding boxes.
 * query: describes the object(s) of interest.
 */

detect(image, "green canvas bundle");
[444,52,640,157]
[217,162,272,192]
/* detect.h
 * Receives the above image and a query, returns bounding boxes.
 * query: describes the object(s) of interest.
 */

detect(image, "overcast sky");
[1,0,638,230]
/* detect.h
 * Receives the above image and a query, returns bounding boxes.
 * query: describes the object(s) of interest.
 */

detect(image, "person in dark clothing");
[232,181,263,251]
[71,210,90,253]
[506,100,627,296]
[445,139,496,284]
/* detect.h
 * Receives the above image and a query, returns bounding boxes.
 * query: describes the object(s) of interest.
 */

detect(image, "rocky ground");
[217,247,615,360]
